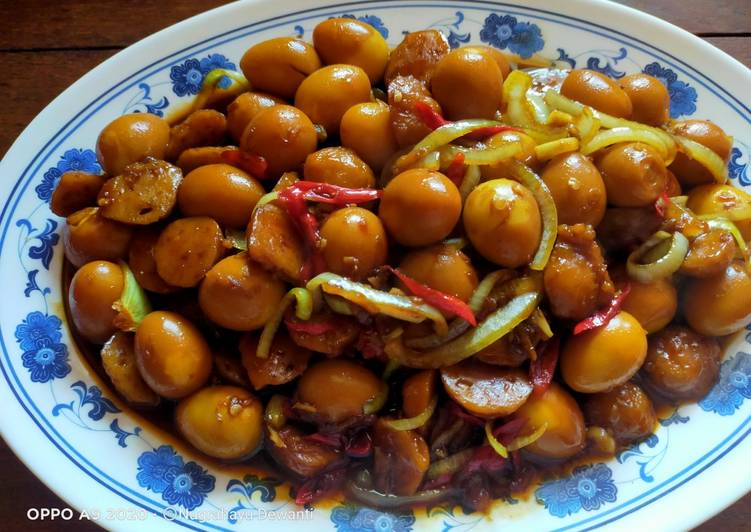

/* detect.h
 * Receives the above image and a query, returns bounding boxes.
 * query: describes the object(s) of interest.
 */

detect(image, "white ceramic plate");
[1,1,750,530]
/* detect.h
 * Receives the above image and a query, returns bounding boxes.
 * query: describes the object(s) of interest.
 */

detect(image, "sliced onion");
[506,422,548,452]
[573,106,601,145]
[510,162,558,270]
[264,395,288,429]
[582,127,670,160]
[404,269,516,350]
[534,137,579,161]
[441,142,522,166]
[384,278,542,368]
[546,110,574,127]
[363,381,389,415]
[545,90,677,162]
[384,395,438,431]
[627,231,689,282]
[673,135,728,184]
[395,119,502,172]
[701,216,750,262]
[425,448,474,480]
[459,164,481,201]
[307,273,449,336]
[485,421,509,458]
[419,150,441,170]
[346,469,456,508]
[257,287,313,358]
[503,70,568,143]
[531,308,554,339]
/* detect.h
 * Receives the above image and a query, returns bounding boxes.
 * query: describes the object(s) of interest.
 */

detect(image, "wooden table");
[0,0,749,530]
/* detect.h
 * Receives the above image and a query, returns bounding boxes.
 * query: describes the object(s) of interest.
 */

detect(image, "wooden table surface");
[0,0,749,530]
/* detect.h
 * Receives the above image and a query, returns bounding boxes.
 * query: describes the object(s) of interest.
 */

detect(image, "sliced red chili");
[386,266,477,326]
[492,417,528,444]
[445,152,466,186]
[449,402,485,427]
[413,101,520,140]
[289,181,382,205]
[414,100,450,129]
[529,337,560,396]
[573,284,632,336]
[294,467,347,505]
[466,445,507,474]
[220,149,268,179]
[285,315,339,335]
[344,430,373,458]
[356,328,385,360]
[304,432,344,448]
[276,185,326,281]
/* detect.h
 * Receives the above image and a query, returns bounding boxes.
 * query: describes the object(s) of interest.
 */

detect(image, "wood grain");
[0,0,749,530]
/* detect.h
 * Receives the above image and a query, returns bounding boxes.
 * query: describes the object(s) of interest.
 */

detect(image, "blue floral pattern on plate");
[170,53,237,96]
[700,351,751,415]
[535,463,617,517]
[480,13,544,58]
[729,146,751,186]
[15,311,70,383]
[643,62,698,118]
[137,445,216,510]
[35,148,101,203]
[330,505,415,532]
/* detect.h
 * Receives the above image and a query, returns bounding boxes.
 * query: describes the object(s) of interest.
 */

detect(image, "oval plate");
[1,1,750,530]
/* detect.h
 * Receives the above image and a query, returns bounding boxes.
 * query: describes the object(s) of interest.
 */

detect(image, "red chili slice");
[529,337,560,396]
[386,266,477,326]
[572,284,632,336]
[294,467,347,505]
[445,152,466,186]
[413,101,520,140]
[285,316,339,335]
[220,149,268,179]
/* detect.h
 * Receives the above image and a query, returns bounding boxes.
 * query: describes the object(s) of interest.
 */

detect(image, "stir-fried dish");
[55,18,751,511]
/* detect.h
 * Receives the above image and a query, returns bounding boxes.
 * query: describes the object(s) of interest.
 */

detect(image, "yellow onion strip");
[510,162,558,270]
[534,137,579,161]
[404,269,516,350]
[419,151,441,170]
[507,423,548,452]
[440,142,522,166]
[257,287,313,359]
[627,231,690,283]
[573,107,601,145]
[190,68,249,113]
[394,119,502,172]
[485,421,510,458]
[307,273,448,336]
[384,395,438,431]
[485,420,548,459]
[582,127,670,160]
[673,135,728,184]
[264,395,288,429]
[531,308,554,340]
[544,91,676,162]
[546,110,574,127]
[701,216,750,263]
[459,165,482,202]
[502,70,568,143]
[363,382,389,415]
[384,276,542,368]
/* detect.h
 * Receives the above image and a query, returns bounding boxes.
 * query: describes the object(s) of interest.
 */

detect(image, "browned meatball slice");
[543,224,614,320]
[585,382,657,443]
[642,325,721,402]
